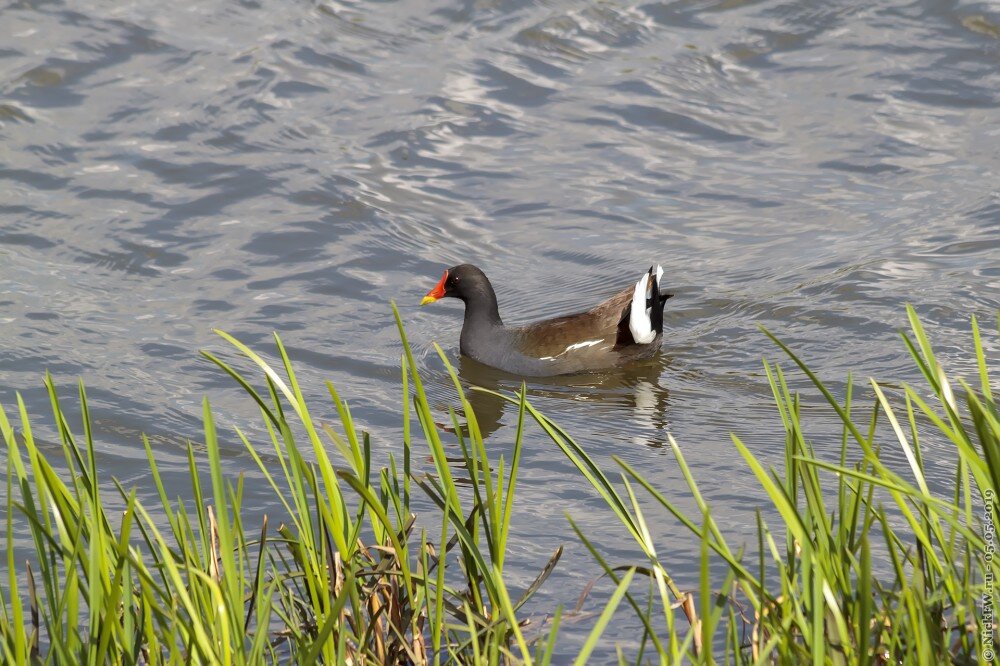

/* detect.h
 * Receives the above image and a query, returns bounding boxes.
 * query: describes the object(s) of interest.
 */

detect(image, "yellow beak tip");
[420,296,437,306]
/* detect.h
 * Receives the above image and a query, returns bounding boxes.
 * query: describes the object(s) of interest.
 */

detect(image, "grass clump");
[0,303,996,664]
[494,305,997,663]
[0,304,569,664]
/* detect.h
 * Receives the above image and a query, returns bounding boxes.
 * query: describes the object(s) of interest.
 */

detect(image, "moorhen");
[420,264,672,377]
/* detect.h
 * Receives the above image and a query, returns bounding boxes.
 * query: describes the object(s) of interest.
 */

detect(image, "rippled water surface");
[2,0,999,656]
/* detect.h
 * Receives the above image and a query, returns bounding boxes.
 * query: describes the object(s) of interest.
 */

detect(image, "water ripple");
[1,0,998,656]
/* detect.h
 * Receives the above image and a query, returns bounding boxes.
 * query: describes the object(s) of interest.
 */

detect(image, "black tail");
[647,267,664,335]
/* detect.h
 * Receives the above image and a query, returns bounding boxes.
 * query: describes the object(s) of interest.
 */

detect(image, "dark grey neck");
[461,285,503,329]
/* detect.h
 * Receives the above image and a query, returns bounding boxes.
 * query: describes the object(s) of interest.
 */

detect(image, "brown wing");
[509,285,634,358]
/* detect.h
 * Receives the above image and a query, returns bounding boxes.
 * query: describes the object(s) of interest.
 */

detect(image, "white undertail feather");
[629,264,664,344]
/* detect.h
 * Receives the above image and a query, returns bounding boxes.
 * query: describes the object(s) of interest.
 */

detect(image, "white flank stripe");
[564,339,603,352]
[541,339,603,361]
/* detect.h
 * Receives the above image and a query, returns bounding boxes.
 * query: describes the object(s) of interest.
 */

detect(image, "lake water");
[1,0,998,657]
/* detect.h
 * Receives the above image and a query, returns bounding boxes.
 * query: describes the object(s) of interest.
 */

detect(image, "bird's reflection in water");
[452,353,672,448]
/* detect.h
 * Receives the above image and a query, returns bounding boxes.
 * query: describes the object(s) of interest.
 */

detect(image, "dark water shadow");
[453,352,673,446]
